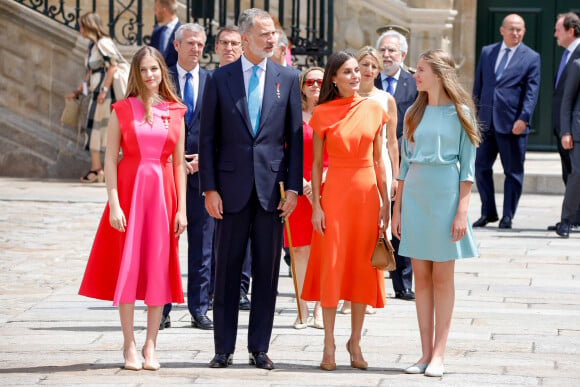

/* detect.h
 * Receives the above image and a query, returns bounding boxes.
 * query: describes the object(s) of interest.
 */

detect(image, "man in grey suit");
[551,12,580,235]
[556,57,580,237]
[374,29,417,301]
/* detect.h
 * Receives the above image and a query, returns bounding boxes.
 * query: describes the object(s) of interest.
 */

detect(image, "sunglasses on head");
[304,78,323,87]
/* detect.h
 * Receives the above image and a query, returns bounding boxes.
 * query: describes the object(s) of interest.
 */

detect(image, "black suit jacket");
[375,69,418,139]
[560,58,580,139]
[552,45,580,133]
[199,58,303,213]
[150,21,180,68]
[169,64,209,190]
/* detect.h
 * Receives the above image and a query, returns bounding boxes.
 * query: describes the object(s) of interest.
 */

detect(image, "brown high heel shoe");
[320,344,336,371]
[346,339,368,370]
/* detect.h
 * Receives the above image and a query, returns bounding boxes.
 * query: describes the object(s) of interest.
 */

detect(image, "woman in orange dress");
[301,51,391,371]
[79,46,187,371]
[285,66,327,330]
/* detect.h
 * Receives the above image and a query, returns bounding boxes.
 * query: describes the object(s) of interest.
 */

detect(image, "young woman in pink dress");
[79,46,187,371]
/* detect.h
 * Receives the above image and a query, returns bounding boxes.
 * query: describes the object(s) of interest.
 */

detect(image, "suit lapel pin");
[276,83,280,99]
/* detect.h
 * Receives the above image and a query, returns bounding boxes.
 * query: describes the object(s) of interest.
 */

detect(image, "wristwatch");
[100,86,108,93]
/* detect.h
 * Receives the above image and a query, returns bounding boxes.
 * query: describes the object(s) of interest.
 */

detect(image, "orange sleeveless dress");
[301,95,388,308]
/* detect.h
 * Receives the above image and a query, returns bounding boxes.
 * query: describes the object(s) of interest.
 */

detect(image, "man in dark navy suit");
[160,23,213,331]
[374,28,417,302]
[199,8,302,370]
[211,25,252,311]
[149,0,180,68]
[472,14,540,229]
[549,12,580,234]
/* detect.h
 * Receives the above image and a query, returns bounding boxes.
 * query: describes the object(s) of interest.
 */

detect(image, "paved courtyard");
[0,177,578,386]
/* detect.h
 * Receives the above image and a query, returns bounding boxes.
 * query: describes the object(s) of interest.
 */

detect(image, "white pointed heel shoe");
[404,362,428,374]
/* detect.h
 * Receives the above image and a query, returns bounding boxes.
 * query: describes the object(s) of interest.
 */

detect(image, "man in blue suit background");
[160,23,213,331]
[199,8,302,370]
[149,0,180,68]
[472,13,541,229]
[374,28,417,301]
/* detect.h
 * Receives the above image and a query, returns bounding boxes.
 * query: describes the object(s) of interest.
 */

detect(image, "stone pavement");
[0,176,579,386]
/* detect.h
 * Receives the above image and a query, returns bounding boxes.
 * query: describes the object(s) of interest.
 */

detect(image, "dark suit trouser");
[163,180,214,317]
[561,144,580,223]
[212,189,283,354]
[555,130,572,185]
[209,240,252,297]
[475,128,527,219]
[389,235,413,292]
[389,202,412,292]
[555,132,580,223]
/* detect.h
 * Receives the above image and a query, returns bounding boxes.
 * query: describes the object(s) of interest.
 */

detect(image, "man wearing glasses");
[374,27,417,302]
[215,26,243,67]
[210,26,253,312]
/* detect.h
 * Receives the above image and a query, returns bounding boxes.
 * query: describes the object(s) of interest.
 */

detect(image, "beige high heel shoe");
[346,339,368,370]
[122,348,142,371]
[142,347,160,371]
[319,344,336,371]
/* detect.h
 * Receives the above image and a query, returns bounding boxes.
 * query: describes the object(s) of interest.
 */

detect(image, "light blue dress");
[398,103,478,261]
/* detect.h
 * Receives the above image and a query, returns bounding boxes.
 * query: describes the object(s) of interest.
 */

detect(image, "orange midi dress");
[301,95,388,308]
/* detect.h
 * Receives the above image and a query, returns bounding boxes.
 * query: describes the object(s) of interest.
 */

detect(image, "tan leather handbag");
[60,97,80,128]
[371,232,396,271]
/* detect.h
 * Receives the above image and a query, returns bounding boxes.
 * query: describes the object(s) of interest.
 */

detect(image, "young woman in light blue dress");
[392,49,480,377]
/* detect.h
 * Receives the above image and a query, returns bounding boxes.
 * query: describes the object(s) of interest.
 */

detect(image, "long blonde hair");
[405,49,480,146]
[79,13,109,42]
[125,46,182,120]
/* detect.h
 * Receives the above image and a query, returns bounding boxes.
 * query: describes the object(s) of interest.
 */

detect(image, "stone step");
[474,151,565,195]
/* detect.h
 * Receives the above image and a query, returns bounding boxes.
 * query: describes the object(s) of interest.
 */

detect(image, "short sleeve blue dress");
[398,103,478,261]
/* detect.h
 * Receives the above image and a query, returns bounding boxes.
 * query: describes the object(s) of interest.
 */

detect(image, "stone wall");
[0,0,477,178]
[0,2,142,178]
[333,0,476,89]
[0,2,89,178]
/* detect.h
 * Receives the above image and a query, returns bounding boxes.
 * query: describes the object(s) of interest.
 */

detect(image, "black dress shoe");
[249,352,274,370]
[556,221,570,238]
[239,293,251,310]
[192,314,213,330]
[472,214,499,227]
[549,223,580,232]
[209,353,233,368]
[498,216,512,229]
[395,289,415,300]
[159,314,171,330]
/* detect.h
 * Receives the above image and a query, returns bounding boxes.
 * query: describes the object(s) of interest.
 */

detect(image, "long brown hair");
[405,49,480,146]
[79,13,109,42]
[125,46,182,119]
[318,51,357,105]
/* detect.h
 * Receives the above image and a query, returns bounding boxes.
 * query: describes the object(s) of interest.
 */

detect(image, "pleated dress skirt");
[399,162,478,261]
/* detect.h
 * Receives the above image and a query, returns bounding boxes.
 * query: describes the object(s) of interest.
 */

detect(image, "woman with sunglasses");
[285,67,327,330]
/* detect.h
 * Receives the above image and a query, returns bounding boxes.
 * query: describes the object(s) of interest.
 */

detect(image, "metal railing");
[14,0,333,68]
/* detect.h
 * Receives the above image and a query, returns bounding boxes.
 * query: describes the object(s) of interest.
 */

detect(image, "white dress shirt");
[381,67,401,94]
[176,63,200,111]
[495,42,521,72]
[241,55,267,103]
